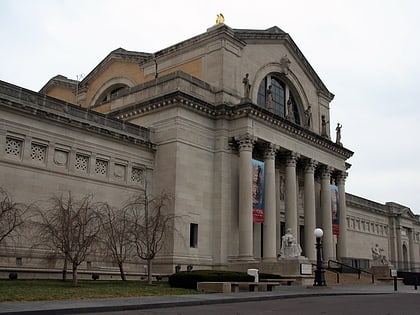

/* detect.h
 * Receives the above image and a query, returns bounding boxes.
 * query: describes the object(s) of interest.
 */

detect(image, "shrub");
[169,270,254,289]
[9,273,18,280]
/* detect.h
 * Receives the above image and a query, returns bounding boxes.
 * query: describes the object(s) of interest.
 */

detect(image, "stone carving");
[242,73,251,99]
[371,244,389,265]
[266,85,273,110]
[286,96,294,121]
[321,115,329,138]
[280,228,302,258]
[53,150,68,166]
[335,123,342,145]
[279,55,291,75]
[304,105,312,128]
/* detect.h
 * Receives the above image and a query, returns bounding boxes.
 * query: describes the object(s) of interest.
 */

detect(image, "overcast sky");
[1,0,419,213]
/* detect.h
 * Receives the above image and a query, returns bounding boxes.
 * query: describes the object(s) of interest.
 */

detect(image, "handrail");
[327,260,375,284]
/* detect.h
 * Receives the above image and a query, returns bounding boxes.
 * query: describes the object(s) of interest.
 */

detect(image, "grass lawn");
[0,280,199,302]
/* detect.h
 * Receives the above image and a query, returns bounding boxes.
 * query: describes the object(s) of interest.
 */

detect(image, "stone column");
[336,171,348,260]
[408,228,415,271]
[238,134,255,259]
[396,218,402,269]
[285,152,298,238]
[263,143,276,261]
[304,159,317,261]
[320,165,334,261]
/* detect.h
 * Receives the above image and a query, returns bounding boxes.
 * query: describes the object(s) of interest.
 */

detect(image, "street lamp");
[313,228,326,286]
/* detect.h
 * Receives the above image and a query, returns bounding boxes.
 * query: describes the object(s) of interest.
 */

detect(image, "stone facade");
[0,23,419,276]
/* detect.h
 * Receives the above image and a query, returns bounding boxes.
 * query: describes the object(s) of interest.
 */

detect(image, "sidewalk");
[1,284,419,315]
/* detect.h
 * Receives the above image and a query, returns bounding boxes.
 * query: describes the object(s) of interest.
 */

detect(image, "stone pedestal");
[371,265,392,278]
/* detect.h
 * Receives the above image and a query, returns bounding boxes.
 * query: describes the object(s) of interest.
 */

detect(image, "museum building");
[1,22,420,276]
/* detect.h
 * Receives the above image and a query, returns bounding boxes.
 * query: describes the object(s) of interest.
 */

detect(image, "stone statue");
[242,73,251,99]
[321,115,329,138]
[304,105,312,128]
[286,96,294,121]
[335,123,342,145]
[266,85,273,110]
[215,13,225,25]
[280,228,302,258]
[371,244,388,265]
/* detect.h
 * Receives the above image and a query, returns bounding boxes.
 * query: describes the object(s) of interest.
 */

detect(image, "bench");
[197,281,281,293]
[261,278,296,286]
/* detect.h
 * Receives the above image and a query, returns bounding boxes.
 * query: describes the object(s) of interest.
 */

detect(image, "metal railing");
[327,260,375,284]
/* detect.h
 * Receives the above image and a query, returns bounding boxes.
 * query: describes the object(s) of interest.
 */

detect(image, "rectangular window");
[190,223,198,248]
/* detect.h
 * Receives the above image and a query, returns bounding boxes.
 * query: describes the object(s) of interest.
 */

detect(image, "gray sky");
[1,0,419,213]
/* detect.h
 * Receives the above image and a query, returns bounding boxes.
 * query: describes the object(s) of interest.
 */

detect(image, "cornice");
[111,91,353,160]
[0,80,154,150]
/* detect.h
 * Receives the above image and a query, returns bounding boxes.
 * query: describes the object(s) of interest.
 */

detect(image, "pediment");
[79,48,152,88]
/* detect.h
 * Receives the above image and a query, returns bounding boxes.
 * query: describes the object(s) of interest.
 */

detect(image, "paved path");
[1,284,419,315]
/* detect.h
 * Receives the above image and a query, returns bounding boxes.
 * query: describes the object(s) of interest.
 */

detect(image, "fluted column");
[304,159,317,261]
[285,152,298,238]
[238,134,255,259]
[320,166,334,261]
[263,143,276,261]
[336,171,348,259]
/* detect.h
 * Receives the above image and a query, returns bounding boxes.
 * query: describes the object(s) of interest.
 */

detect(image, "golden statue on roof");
[215,13,225,25]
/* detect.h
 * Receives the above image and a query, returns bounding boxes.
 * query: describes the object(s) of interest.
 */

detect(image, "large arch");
[251,63,310,127]
[90,76,137,107]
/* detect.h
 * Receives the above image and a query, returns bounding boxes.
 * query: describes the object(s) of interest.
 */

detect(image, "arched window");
[97,84,128,105]
[257,74,301,125]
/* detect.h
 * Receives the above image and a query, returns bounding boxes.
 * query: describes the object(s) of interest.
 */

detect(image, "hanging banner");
[331,185,340,235]
[252,159,265,223]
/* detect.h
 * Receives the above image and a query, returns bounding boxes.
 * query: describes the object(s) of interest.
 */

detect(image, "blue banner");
[330,185,339,235]
[252,159,265,223]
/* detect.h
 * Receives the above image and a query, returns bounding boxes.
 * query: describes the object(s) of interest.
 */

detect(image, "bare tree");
[100,203,133,281]
[0,187,26,245]
[35,192,102,286]
[126,190,175,284]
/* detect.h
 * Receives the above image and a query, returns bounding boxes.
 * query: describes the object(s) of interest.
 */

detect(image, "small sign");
[300,263,312,275]
[390,269,397,277]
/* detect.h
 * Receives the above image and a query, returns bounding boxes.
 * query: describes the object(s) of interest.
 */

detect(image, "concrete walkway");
[1,284,419,315]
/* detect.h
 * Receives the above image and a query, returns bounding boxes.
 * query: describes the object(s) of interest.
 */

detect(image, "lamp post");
[314,228,326,286]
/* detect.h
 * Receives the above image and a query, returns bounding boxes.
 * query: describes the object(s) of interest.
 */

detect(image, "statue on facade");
[371,244,389,265]
[242,73,251,99]
[286,96,294,121]
[321,115,329,138]
[266,85,273,111]
[279,228,302,258]
[335,123,342,145]
[304,105,312,128]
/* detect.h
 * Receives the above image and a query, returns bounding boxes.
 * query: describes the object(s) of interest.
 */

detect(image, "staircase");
[324,269,376,285]
[324,260,376,286]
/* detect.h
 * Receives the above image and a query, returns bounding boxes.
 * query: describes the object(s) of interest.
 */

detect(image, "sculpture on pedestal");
[371,244,389,265]
[280,228,302,258]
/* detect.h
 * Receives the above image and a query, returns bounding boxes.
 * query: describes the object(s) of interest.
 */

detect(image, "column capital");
[304,158,318,173]
[264,143,277,160]
[235,133,255,151]
[285,151,299,167]
[336,171,348,185]
[319,165,332,180]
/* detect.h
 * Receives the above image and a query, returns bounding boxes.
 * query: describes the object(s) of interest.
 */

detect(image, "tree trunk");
[147,259,153,284]
[118,262,126,281]
[62,257,68,281]
[72,262,78,286]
